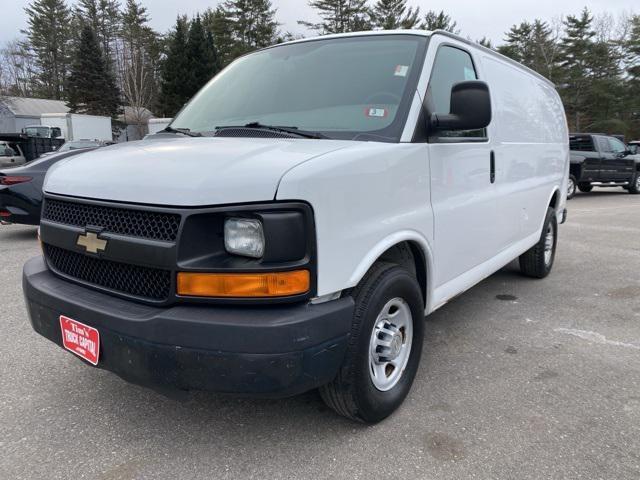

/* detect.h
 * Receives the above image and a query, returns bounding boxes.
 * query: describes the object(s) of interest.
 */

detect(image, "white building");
[0,96,69,134]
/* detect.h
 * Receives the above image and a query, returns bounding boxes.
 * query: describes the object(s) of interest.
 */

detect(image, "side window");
[608,138,626,154]
[425,45,485,140]
[51,127,62,138]
[597,137,613,153]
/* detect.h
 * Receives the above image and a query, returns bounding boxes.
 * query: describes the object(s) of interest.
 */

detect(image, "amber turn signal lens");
[177,270,310,298]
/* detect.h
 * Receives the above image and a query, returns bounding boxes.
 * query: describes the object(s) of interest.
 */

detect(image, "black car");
[0,148,96,225]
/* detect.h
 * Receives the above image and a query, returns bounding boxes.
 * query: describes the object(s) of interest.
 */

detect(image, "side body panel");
[276,142,434,308]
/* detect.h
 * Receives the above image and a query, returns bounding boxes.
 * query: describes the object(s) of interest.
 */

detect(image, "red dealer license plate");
[59,316,100,365]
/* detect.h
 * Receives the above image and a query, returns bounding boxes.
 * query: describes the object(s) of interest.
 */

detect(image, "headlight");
[224,218,265,258]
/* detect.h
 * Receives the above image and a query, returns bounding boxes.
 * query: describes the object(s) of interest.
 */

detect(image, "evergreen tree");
[624,15,640,136]
[23,0,72,99]
[184,15,218,98]
[74,0,121,63]
[477,37,493,49]
[371,0,420,30]
[222,0,280,54]
[202,7,237,67]
[422,10,459,34]
[66,25,120,117]
[299,0,372,34]
[156,16,190,117]
[497,20,558,80]
[558,8,596,131]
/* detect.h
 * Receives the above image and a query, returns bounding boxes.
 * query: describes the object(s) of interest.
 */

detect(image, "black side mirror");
[430,80,492,131]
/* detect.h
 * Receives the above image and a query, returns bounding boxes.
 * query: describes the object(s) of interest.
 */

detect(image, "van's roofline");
[274,29,555,88]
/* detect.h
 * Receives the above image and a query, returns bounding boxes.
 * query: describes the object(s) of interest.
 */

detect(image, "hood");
[44,136,351,206]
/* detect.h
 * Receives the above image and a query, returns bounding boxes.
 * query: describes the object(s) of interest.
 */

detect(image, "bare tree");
[0,39,39,97]
[121,47,154,137]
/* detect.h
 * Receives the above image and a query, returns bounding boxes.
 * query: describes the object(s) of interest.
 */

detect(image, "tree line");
[0,0,638,138]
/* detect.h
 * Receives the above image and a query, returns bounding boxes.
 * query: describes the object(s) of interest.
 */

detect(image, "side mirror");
[430,80,492,131]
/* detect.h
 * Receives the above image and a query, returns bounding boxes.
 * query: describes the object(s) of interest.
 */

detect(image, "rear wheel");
[567,175,577,199]
[578,183,593,193]
[320,262,424,423]
[629,174,640,194]
[519,207,557,279]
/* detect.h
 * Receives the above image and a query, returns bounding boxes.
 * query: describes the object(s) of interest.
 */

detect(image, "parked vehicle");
[40,113,112,141]
[0,141,27,168]
[23,31,569,423]
[23,124,63,139]
[569,133,640,197]
[0,148,99,225]
[39,139,108,158]
[0,133,64,162]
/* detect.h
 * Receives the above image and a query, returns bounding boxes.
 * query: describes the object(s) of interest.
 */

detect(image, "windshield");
[59,141,99,152]
[171,35,428,142]
[25,126,50,137]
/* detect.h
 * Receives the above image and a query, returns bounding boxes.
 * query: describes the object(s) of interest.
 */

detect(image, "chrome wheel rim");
[544,223,554,266]
[636,176,640,189]
[369,297,413,392]
[567,177,575,197]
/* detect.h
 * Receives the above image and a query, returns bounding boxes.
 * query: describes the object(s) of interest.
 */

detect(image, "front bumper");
[23,256,354,397]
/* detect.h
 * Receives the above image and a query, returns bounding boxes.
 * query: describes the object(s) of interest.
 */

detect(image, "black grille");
[42,199,181,242]
[44,244,171,301]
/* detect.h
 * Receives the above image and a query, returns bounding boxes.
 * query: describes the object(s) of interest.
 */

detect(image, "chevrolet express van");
[23,30,569,423]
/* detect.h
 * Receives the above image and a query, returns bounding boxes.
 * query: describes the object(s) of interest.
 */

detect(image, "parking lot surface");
[2,189,639,480]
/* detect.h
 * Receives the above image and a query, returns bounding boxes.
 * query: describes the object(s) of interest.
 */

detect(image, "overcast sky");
[0,0,637,46]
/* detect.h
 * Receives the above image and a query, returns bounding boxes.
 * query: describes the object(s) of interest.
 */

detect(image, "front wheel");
[629,174,640,194]
[578,183,593,193]
[519,207,558,279]
[320,262,424,423]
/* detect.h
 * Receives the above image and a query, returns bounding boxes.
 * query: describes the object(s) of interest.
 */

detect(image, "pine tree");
[422,10,459,34]
[23,0,72,99]
[558,8,596,131]
[371,0,420,30]
[299,0,372,34]
[222,0,280,54]
[202,7,237,67]
[625,15,640,136]
[66,25,120,117]
[156,16,190,117]
[74,0,121,63]
[184,15,216,98]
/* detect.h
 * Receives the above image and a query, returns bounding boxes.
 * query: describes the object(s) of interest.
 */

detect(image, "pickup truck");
[569,133,640,198]
[0,141,27,167]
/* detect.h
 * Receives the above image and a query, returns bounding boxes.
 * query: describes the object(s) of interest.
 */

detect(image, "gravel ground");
[1,189,639,480]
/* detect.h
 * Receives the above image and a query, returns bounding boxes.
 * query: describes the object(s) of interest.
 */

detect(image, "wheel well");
[377,241,427,307]
[549,190,559,210]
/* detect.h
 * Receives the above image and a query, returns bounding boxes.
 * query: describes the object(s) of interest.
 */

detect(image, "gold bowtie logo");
[77,231,107,254]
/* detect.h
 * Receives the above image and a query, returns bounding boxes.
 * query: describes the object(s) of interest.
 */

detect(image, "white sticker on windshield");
[394,65,409,77]
[366,108,388,118]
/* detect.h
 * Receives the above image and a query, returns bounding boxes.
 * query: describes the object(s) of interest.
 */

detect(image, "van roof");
[276,29,555,88]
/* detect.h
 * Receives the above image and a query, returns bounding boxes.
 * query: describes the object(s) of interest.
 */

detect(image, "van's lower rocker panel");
[430,230,541,312]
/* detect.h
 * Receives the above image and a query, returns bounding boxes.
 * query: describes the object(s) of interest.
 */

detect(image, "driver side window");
[425,45,485,141]
[608,138,626,155]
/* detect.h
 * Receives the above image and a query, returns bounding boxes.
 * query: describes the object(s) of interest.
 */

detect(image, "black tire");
[629,174,640,194]
[319,262,424,423]
[519,207,558,279]
[567,175,577,200]
[578,183,593,193]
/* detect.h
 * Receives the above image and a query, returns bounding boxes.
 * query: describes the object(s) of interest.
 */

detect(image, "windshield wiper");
[215,122,328,139]
[162,126,202,137]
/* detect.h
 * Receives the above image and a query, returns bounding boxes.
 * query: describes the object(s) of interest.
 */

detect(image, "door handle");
[490,150,496,184]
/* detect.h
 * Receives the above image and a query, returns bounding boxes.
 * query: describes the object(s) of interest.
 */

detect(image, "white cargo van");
[24,30,568,423]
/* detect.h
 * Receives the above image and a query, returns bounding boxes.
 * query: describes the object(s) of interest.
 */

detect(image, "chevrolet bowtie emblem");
[77,231,108,254]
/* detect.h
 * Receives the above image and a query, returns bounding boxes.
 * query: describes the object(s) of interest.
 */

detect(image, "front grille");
[42,199,181,242]
[44,244,171,301]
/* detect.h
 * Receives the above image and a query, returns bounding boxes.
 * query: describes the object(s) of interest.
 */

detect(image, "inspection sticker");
[365,108,388,118]
[60,316,100,365]
[394,65,409,77]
